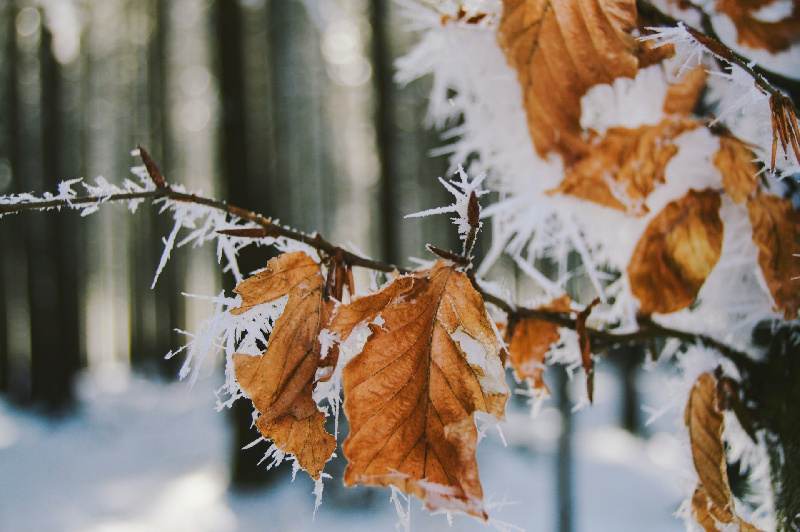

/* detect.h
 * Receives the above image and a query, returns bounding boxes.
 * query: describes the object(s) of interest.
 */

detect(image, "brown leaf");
[552,117,701,214]
[692,485,734,531]
[497,0,640,162]
[628,189,724,314]
[714,136,760,204]
[663,66,708,116]
[686,373,732,515]
[576,298,600,403]
[506,295,572,393]
[635,39,675,69]
[330,261,509,518]
[747,193,800,319]
[232,251,337,480]
[686,373,764,531]
[715,0,800,53]
[769,92,800,174]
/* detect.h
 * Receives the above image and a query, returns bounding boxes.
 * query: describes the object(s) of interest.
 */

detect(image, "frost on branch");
[0,170,155,217]
[644,24,800,177]
[0,153,286,288]
[406,165,488,255]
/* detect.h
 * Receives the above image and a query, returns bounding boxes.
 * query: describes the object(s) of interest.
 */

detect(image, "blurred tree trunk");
[618,345,643,433]
[0,1,16,395]
[369,0,454,267]
[216,0,282,489]
[129,0,184,378]
[30,22,81,412]
[0,5,82,411]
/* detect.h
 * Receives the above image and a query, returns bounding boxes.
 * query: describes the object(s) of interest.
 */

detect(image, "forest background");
[0,0,798,531]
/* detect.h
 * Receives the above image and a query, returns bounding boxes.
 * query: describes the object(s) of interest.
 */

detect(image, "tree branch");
[478,286,754,371]
[0,148,756,373]
[637,0,800,110]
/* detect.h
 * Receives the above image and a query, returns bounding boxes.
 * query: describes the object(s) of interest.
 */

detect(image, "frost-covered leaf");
[686,373,764,532]
[330,261,509,519]
[628,189,724,314]
[497,0,640,162]
[506,295,572,393]
[663,66,708,116]
[232,251,337,480]
[686,373,731,517]
[553,117,701,214]
[746,193,800,318]
[406,167,488,254]
[715,0,800,52]
[714,135,761,203]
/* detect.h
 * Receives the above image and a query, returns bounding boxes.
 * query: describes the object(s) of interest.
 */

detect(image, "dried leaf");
[628,189,724,314]
[576,298,600,403]
[635,39,675,69]
[715,0,800,53]
[506,295,572,393]
[330,261,509,518]
[686,373,764,532]
[714,136,760,204]
[663,66,708,116]
[497,0,640,162]
[553,117,701,214]
[232,251,337,479]
[747,193,800,319]
[686,373,732,515]
[769,92,800,173]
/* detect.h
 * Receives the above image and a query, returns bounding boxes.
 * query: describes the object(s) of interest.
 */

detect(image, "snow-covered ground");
[0,362,689,532]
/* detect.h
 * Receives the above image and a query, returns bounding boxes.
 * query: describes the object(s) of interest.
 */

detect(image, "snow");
[0,366,689,531]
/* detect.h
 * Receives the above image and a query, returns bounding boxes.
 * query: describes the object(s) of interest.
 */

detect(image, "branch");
[0,188,168,215]
[638,1,800,171]
[478,287,754,371]
[0,148,755,373]
[637,0,799,109]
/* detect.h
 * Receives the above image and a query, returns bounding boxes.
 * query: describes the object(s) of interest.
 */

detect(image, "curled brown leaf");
[714,136,761,203]
[686,373,764,531]
[747,193,800,319]
[497,0,640,162]
[663,66,708,116]
[553,117,701,215]
[231,251,337,480]
[506,294,572,393]
[628,189,724,314]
